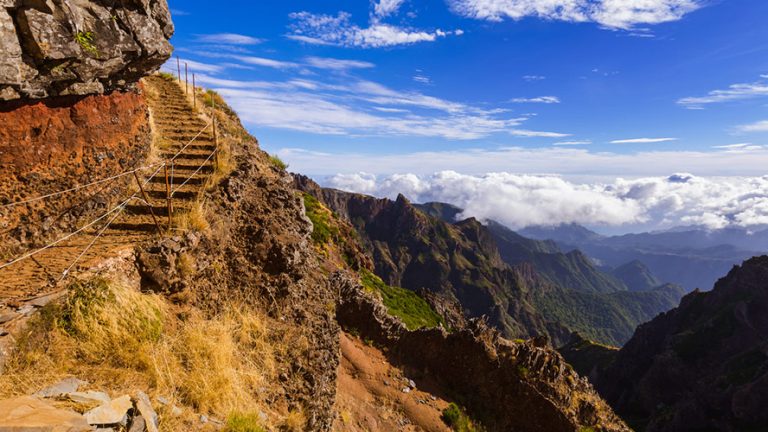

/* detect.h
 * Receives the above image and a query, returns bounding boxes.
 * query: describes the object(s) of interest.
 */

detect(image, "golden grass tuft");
[282,408,306,432]
[0,276,278,430]
[172,199,210,233]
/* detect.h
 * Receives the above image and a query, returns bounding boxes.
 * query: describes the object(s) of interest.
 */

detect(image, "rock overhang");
[0,0,174,101]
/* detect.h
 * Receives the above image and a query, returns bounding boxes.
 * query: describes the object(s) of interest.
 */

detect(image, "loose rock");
[0,396,92,431]
[84,395,132,426]
[35,378,87,398]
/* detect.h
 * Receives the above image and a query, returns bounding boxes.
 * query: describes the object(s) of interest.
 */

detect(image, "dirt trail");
[334,332,452,432]
[0,76,215,311]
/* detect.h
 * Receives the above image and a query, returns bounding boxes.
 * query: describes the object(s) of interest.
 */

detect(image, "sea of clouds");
[324,171,768,231]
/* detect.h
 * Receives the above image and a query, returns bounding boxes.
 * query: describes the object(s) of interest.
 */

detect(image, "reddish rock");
[0,90,151,255]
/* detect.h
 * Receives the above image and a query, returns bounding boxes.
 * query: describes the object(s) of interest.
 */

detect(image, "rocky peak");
[0,0,173,100]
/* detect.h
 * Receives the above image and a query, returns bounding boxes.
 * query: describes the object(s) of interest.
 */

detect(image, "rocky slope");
[596,256,768,431]
[0,0,173,100]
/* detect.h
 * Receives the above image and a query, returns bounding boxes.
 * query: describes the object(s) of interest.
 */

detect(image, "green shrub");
[74,31,98,56]
[360,270,445,330]
[303,193,338,245]
[158,71,176,81]
[442,403,479,432]
[225,412,266,432]
[269,155,288,171]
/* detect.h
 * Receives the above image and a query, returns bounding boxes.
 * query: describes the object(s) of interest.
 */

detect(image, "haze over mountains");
[521,223,767,292]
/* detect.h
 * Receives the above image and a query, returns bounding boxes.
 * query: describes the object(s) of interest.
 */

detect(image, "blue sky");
[163,0,768,231]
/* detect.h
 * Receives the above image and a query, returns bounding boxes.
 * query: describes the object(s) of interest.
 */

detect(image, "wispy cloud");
[446,0,704,31]
[523,75,546,81]
[304,56,375,71]
[373,0,407,20]
[164,59,224,74]
[510,96,560,104]
[554,140,591,146]
[712,143,766,152]
[735,120,768,133]
[194,72,567,140]
[678,76,768,109]
[196,33,264,45]
[231,55,299,69]
[611,137,678,144]
[413,75,432,85]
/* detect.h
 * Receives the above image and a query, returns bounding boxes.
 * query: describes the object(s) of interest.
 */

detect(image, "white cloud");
[610,137,678,144]
[232,55,299,69]
[523,75,546,81]
[322,171,768,230]
[413,75,432,84]
[288,11,462,48]
[735,120,768,133]
[509,129,569,138]
[374,0,407,20]
[510,96,560,104]
[304,56,375,70]
[446,0,703,30]
[196,33,263,45]
[554,140,591,146]
[678,77,768,109]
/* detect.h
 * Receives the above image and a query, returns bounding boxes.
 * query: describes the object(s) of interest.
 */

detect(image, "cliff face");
[334,272,630,432]
[597,256,768,431]
[0,0,173,101]
[0,91,151,258]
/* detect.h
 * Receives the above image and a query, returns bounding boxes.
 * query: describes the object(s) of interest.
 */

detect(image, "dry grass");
[0,276,279,431]
[282,408,307,432]
[172,199,210,233]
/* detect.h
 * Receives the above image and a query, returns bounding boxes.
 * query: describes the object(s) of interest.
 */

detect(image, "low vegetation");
[442,403,481,432]
[303,193,339,245]
[360,269,445,330]
[269,155,288,171]
[0,276,276,429]
[74,30,98,56]
[225,412,266,432]
[157,71,176,81]
[172,199,211,233]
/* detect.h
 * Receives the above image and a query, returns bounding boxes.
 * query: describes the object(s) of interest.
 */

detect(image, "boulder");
[0,395,93,431]
[0,0,174,101]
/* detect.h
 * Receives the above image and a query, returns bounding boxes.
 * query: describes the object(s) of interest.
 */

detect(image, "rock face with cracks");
[0,0,174,101]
